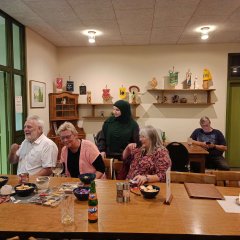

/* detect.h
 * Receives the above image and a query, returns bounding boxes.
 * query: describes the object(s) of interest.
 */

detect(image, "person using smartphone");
[190,116,229,171]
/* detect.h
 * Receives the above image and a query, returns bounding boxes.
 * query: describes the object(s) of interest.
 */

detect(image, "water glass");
[52,162,64,177]
[61,195,74,225]
[187,137,193,146]
[36,176,50,191]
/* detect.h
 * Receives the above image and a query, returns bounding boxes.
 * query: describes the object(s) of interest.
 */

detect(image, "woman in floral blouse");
[123,125,171,186]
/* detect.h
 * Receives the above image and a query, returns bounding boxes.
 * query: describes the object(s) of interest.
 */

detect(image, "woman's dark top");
[67,146,105,178]
[97,100,140,159]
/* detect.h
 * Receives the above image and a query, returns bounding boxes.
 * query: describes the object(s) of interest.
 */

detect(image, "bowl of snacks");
[73,186,90,201]
[140,184,160,199]
[78,173,96,185]
[0,176,8,188]
[14,183,36,197]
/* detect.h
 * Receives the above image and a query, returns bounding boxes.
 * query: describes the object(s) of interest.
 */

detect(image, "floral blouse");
[126,146,171,182]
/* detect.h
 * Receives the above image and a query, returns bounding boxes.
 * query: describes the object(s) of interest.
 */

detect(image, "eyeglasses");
[60,134,72,141]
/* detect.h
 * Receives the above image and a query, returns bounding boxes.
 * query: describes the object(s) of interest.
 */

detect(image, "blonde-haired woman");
[57,122,105,179]
[123,125,171,186]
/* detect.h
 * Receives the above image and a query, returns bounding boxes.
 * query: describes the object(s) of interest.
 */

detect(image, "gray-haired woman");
[122,125,171,186]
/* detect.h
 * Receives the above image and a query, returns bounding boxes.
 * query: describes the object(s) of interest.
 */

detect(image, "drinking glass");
[52,162,64,177]
[61,195,74,225]
[187,137,193,147]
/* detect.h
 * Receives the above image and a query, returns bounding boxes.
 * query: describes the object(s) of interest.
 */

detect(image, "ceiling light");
[88,31,96,43]
[201,34,209,40]
[200,27,210,40]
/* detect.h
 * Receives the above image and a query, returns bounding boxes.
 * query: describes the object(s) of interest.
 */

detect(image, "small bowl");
[140,184,160,199]
[78,173,96,185]
[73,186,90,201]
[14,183,36,197]
[0,176,8,188]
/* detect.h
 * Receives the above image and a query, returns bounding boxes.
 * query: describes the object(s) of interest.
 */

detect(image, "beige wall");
[26,28,58,135]
[58,44,240,141]
[26,29,240,141]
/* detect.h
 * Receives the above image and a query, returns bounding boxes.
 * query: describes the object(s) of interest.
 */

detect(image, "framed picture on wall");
[29,80,46,108]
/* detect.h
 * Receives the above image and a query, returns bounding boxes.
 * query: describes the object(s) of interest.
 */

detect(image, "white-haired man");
[8,115,58,176]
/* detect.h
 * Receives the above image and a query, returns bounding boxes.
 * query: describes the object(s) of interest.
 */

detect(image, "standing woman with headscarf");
[97,100,140,161]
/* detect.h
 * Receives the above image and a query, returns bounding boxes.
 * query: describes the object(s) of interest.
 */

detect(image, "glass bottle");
[162,131,166,144]
[88,181,98,223]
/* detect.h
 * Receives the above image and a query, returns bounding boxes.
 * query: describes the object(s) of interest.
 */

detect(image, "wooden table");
[0,175,239,239]
[182,142,209,173]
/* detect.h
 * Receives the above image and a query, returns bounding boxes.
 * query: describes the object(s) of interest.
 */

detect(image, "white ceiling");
[1,0,240,47]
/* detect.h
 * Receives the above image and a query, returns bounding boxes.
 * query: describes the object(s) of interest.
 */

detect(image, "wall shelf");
[148,88,216,105]
[78,103,140,119]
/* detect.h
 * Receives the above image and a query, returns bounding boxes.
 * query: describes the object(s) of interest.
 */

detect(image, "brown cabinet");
[48,92,85,158]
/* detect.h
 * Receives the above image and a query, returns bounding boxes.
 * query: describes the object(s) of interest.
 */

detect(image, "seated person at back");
[8,115,58,176]
[57,122,105,179]
[97,100,140,160]
[190,116,229,170]
[122,125,171,186]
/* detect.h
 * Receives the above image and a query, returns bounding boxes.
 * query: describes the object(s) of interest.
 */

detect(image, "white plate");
[0,190,16,196]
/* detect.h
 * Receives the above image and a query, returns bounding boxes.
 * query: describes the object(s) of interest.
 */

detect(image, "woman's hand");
[133,175,148,186]
[127,143,137,151]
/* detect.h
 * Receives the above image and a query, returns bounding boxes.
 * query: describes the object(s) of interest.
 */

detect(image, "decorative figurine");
[87,91,91,104]
[162,96,167,103]
[102,85,112,103]
[150,77,158,89]
[202,68,212,89]
[119,85,127,100]
[56,76,63,93]
[129,85,140,104]
[186,69,192,89]
[193,94,198,104]
[194,75,199,89]
[169,66,179,88]
[172,95,179,103]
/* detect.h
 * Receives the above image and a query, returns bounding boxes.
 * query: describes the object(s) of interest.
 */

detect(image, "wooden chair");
[166,142,189,172]
[210,170,240,187]
[113,160,123,179]
[103,158,114,179]
[171,171,216,184]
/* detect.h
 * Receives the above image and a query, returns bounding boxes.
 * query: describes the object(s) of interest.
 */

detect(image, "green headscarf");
[113,100,132,123]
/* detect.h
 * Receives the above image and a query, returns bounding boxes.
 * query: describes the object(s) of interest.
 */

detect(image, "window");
[0,10,26,174]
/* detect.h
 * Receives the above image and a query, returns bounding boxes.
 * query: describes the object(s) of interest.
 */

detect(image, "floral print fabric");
[126,146,171,182]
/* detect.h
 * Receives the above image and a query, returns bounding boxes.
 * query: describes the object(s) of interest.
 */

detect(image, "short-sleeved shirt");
[16,134,58,175]
[126,146,171,182]
[190,128,226,157]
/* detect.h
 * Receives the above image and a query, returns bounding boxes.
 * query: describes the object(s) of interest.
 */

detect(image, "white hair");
[26,115,44,130]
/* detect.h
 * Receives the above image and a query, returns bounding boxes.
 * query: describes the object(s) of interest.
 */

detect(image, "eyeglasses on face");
[60,134,73,140]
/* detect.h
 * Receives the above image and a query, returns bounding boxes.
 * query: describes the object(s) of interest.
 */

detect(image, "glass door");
[0,71,11,174]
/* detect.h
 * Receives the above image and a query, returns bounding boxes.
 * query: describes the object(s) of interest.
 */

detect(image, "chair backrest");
[93,130,103,145]
[171,171,216,184]
[103,158,114,179]
[166,142,189,172]
[113,160,123,179]
[210,170,240,187]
